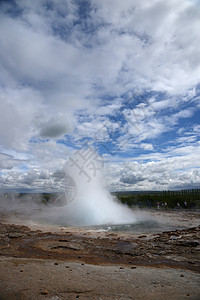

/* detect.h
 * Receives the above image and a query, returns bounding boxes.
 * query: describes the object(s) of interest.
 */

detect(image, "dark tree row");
[115,189,200,209]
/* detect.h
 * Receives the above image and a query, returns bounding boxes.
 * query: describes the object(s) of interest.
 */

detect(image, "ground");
[0,210,200,300]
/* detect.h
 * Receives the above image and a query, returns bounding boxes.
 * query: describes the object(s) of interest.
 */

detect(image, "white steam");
[56,150,137,226]
[0,150,138,226]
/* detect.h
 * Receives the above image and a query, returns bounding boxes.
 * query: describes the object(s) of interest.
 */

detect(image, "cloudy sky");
[0,0,200,192]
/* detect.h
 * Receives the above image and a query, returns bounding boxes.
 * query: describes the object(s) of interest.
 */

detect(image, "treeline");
[115,189,200,209]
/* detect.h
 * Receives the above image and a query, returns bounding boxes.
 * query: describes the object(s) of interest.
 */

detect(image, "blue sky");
[0,0,200,192]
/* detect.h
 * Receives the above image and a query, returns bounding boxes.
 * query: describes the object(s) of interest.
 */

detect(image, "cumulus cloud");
[0,153,18,170]
[105,143,200,191]
[0,0,200,191]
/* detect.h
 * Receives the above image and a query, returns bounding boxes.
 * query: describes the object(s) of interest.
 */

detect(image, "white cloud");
[0,153,18,170]
[0,0,200,192]
[90,0,200,94]
[105,143,200,191]
[0,91,37,151]
[140,143,153,151]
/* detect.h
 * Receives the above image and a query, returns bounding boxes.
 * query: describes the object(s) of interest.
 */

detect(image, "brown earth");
[0,210,200,299]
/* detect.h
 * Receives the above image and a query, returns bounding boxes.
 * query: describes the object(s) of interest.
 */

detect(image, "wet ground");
[0,219,200,271]
[0,210,200,299]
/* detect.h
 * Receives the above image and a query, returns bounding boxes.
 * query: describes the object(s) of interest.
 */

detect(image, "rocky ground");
[0,210,200,299]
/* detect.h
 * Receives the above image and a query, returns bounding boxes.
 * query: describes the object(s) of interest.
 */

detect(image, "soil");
[0,210,200,300]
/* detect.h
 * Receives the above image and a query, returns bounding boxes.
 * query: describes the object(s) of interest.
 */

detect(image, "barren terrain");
[0,210,200,299]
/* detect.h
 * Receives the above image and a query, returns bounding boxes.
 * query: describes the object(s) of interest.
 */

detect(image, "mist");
[58,152,138,226]
[43,149,139,226]
[0,149,140,227]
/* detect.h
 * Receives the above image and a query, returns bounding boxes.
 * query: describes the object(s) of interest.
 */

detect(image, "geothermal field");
[0,184,200,299]
[0,153,200,299]
[1,1,200,299]
[0,143,200,300]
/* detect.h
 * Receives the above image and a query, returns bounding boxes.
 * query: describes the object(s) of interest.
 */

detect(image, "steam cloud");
[44,149,137,226]
[0,149,138,227]
[58,151,137,226]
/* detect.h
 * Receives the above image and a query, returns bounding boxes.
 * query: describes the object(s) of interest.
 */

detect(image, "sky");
[0,0,200,192]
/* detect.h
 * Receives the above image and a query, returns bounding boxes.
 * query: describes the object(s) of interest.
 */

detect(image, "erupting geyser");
[54,149,137,226]
[0,149,138,227]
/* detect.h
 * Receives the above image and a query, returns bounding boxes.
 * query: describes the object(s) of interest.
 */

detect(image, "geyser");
[54,149,137,226]
[0,149,139,227]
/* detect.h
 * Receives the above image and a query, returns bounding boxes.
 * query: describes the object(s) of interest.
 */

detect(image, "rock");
[54,262,58,265]
[178,241,199,247]
[51,243,83,251]
[41,290,48,295]
[157,251,167,255]
[0,234,6,238]
[8,233,22,238]
[108,233,117,237]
